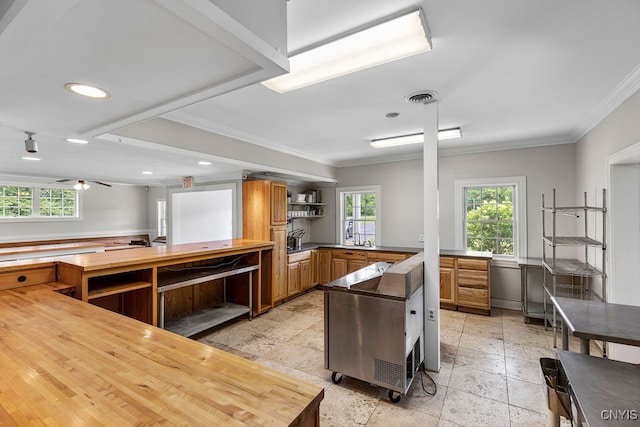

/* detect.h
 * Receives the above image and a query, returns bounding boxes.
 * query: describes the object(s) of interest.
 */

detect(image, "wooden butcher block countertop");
[0,285,323,426]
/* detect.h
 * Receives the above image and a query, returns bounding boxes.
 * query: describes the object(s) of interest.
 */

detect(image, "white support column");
[423,101,440,372]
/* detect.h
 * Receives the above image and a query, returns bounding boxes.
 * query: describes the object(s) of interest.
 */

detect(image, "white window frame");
[335,185,381,246]
[0,182,83,223]
[454,176,526,264]
[157,199,167,237]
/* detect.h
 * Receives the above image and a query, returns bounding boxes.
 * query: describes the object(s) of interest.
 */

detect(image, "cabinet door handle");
[410,310,417,315]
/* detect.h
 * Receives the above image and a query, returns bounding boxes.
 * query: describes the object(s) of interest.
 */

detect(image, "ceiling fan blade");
[91,181,112,187]
[56,179,73,183]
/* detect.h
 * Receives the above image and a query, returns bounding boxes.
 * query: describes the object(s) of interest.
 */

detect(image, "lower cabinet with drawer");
[330,249,367,281]
[439,255,491,315]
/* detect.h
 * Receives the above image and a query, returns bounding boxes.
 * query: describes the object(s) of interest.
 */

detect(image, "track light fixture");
[24,131,37,153]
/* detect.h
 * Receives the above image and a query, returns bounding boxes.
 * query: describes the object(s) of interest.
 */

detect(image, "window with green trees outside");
[465,186,514,255]
[0,185,78,219]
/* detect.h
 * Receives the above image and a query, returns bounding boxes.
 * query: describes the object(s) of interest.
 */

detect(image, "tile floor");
[197,290,597,426]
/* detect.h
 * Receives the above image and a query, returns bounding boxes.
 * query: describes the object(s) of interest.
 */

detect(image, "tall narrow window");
[157,200,167,236]
[337,186,380,246]
[455,177,526,260]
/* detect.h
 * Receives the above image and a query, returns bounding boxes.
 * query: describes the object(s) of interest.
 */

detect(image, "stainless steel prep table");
[556,350,640,426]
[551,296,640,354]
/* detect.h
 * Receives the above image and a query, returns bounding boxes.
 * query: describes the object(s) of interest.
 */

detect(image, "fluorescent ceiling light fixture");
[21,156,40,161]
[65,138,89,144]
[73,181,90,190]
[65,83,110,99]
[438,128,463,140]
[198,161,212,166]
[142,171,153,175]
[262,9,431,93]
[371,128,462,148]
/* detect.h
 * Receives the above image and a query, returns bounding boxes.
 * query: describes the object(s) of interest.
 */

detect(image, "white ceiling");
[2,0,640,186]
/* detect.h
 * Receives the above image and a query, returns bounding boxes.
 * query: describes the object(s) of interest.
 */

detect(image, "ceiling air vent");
[404,90,438,104]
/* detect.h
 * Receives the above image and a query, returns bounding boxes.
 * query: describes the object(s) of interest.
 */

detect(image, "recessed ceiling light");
[65,138,89,144]
[142,171,153,175]
[198,161,212,166]
[384,112,401,118]
[64,83,110,99]
[21,156,40,161]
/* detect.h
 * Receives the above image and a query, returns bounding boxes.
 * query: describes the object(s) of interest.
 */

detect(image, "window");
[157,200,167,236]
[0,185,79,220]
[455,177,526,260]
[337,186,380,246]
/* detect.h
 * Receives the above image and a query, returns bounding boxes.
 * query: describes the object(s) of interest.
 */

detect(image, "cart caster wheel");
[388,390,401,403]
[331,372,343,384]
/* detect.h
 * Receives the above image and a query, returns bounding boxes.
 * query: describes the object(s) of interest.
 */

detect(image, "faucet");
[354,232,361,246]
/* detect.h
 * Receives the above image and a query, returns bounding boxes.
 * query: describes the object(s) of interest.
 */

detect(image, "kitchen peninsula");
[0,240,324,426]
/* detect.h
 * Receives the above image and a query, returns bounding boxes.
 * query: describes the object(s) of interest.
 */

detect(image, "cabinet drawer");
[457,287,489,309]
[457,269,489,288]
[440,256,455,268]
[331,249,367,261]
[367,252,407,263]
[457,258,489,271]
[287,250,311,264]
[0,265,56,291]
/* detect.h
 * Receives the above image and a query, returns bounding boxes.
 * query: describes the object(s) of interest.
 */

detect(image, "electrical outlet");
[428,308,435,321]
[419,234,424,242]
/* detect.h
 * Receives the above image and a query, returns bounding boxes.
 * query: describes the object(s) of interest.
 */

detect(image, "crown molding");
[571,62,640,142]
[161,111,339,167]
[438,136,575,157]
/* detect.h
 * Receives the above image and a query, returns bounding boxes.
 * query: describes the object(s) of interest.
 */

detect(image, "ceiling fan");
[56,179,112,189]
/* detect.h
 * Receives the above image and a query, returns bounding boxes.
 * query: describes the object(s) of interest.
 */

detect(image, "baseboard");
[491,298,521,311]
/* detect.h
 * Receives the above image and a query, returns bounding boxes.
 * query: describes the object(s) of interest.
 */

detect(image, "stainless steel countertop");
[551,296,640,347]
[557,350,640,426]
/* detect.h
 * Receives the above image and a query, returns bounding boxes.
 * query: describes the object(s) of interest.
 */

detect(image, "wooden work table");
[55,239,276,327]
[0,284,323,425]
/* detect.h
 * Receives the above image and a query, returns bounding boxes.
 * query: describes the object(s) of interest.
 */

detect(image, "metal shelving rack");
[541,189,607,352]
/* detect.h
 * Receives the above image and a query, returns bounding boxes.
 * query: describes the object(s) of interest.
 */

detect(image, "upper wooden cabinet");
[270,181,287,225]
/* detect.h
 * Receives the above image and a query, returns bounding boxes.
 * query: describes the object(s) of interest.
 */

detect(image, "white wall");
[0,184,151,243]
[325,159,424,247]
[575,88,640,362]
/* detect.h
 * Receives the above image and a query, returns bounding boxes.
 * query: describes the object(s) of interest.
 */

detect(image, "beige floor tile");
[234,333,289,357]
[367,400,440,426]
[468,312,503,326]
[448,365,508,403]
[506,357,543,384]
[440,388,510,427]
[509,405,547,427]
[441,318,465,333]
[507,377,548,414]
[320,383,380,426]
[459,333,505,356]
[285,312,324,330]
[258,306,296,322]
[261,340,320,368]
[396,379,445,419]
[437,420,465,427]
[294,347,329,379]
[427,361,453,387]
[288,327,324,351]
[462,321,503,340]
[441,328,462,347]
[454,347,506,375]
[504,342,554,363]
[441,343,458,364]
[503,327,550,349]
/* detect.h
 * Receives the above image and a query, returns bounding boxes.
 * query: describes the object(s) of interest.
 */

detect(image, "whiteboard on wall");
[169,184,236,245]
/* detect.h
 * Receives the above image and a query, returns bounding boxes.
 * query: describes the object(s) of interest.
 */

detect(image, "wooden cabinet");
[439,256,456,306]
[330,249,367,280]
[366,251,408,264]
[439,255,491,315]
[243,180,287,308]
[287,251,314,297]
[311,250,319,285]
[317,249,332,284]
